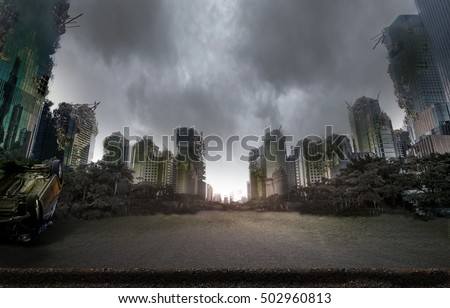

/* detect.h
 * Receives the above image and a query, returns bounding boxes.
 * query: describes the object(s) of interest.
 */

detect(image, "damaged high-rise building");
[32,100,62,162]
[348,96,398,158]
[263,128,288,196]
[0,0,71,158]
[174,127,206,198]
[383,15,450,156]
[102,131,130,166]
[286,134,352,191]
[53,102,99,168]
[130,137,176,189]
[248,128,288,199]
[248,147,265,199]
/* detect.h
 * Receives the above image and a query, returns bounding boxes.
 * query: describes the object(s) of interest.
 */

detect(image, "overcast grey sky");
[48,0,417,197]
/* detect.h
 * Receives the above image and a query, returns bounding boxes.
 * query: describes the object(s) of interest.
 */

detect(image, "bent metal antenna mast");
[88,101,100,111]
[371,30,386,50]
[64,13,83,29]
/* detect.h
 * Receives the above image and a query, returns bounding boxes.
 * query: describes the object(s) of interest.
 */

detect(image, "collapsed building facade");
[0,0,71,158]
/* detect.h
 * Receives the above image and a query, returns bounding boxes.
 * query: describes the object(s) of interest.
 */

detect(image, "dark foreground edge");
[0,269,449,287]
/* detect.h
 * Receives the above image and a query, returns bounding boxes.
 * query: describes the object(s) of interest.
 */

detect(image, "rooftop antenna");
[371,30,386,49]
[345,100,351,109]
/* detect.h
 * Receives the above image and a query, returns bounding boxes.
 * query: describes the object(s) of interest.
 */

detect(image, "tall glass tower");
[0,0,70,158]
[415,0,450,104]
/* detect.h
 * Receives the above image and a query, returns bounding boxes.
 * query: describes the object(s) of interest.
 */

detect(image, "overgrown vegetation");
[55,161,204,219]
[2,152,449,219]
[56,161,133,219]
[286,153,450,215]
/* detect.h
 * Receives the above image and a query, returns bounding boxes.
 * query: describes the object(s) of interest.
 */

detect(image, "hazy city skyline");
[47,0,418,197]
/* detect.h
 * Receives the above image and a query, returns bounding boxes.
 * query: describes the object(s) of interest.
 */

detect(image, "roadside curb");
[0,268,449,287]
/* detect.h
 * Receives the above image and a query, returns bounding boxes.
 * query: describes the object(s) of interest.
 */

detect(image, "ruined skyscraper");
[54,102,99,168]
[32,100,62,162]
[130,137,175,189]
[248,128,288,198]
[0,0,70,157]
[248,147,265,199]
[263,128,288,196]
[174,127,206,198]
[394,129,411,158]
[102,131,130,166]
[348,96,397,158]
[383,15,450,156]
[286,134,352,189]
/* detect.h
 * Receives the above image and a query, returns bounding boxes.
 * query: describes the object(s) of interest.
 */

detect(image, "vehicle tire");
[51,160,63,182]
[27,195,43,224]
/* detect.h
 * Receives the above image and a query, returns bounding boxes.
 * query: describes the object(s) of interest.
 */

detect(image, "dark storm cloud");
[233,0,417,136]
[236,0,347,91]
[235,0,414,92]
[126,72,245,137]
[50,0,418,194]
[68,0,176,66]
[53,0,417,139]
